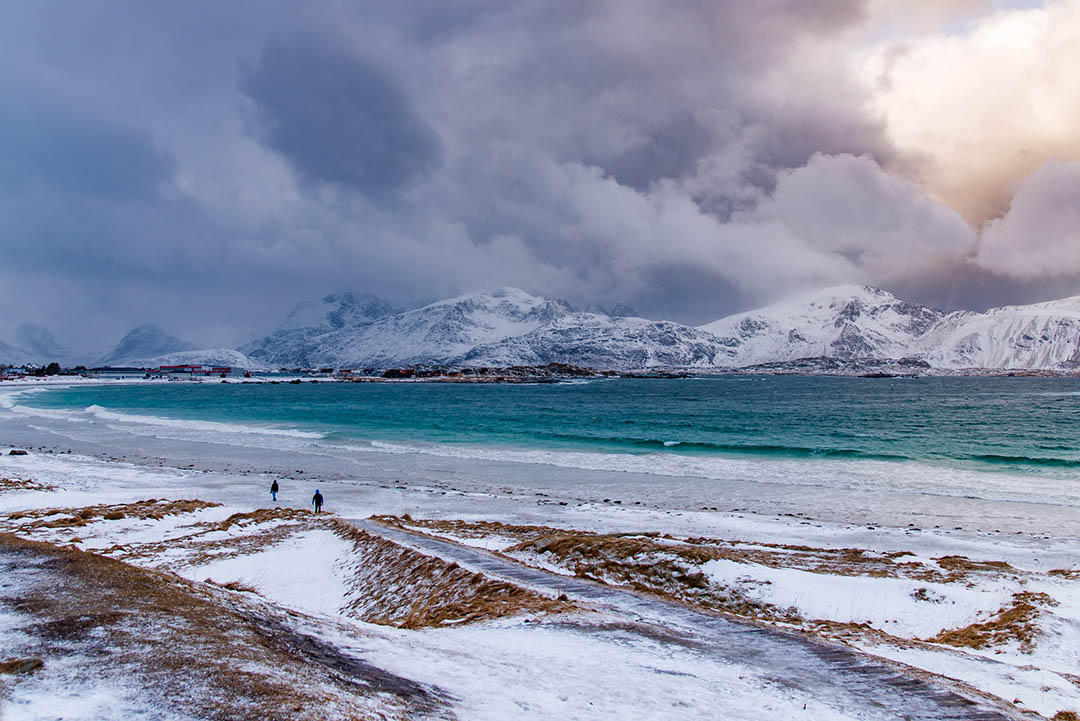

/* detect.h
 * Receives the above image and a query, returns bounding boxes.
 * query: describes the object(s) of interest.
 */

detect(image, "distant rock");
[99,325,197,366]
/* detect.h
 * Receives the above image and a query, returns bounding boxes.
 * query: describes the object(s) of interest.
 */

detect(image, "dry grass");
[0,533,451,720]
[2,498,220,530]
[379,515,1055,648]
[329,520,574,628]
[385,516,1016,586]
[1053,712,1079,721]
[207,579,259,594]
[54,506,318,568]
[4,501,572,633]
[371,515,590,545]
[504,533,799,623]
[926,592,1056,652]
[0,476,54,493]
[0,657,43,674]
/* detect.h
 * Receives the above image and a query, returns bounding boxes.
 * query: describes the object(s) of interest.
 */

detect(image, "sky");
[2,0,1079,352]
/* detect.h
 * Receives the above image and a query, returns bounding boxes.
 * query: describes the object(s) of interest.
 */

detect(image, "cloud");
[754,153,976,283]
[241,33,444,195]
[0,83,174,198]
[976,161,1080,278]
[0,1,1078,353]
[864,0,1080,223]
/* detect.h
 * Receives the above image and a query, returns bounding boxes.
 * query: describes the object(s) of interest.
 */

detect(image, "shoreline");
[4,380,1080,538]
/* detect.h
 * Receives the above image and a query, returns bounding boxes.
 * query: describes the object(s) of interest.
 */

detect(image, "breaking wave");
[968,453,1080,469]
[81,405,327,439]
[534,432,913,462]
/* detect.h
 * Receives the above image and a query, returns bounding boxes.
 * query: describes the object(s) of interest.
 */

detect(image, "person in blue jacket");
[270,480,279,502]
[312,489,324,513]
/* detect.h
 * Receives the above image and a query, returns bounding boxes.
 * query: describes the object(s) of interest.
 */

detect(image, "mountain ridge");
[242,284,1080,372]
[8,285,1080,372]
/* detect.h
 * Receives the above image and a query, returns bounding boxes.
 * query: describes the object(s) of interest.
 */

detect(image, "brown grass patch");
[381,516,1015,586]
[0,533,449,720]
[926,592,1055,651]
[505,533,799,623]
[372,515,590,545]
[205,507,313,532]
[98,506,318,567]
[0,476,55,493]
[934,556,1013,574]
[1053,712,1079,721]
[330,519,574,628]
[0,657,44,674]
[3,498,220,530]
[1049,569,1080,580]
[208,579,259,594]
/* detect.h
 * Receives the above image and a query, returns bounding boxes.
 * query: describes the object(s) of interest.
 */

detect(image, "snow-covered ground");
[1,439,1078,719]
[0,451,900,721]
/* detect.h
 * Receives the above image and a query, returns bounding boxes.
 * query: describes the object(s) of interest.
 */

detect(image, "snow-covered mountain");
[0,337,28,365]
[243,287,734,369]
[120,348,262,370]
[698,286,943,367]
[99,325,198,366]
[105,284,1080,373]
[0,323,75,366]
[15,323,69,360]
[918,296,1080,370]
[241,291,399,367]
[696,285,1080,371]
[459,314,733,368]
[96,324,262,369]
[277,290,397,332]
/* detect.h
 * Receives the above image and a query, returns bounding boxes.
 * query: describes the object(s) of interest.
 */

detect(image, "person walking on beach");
[270,480,279,502]
[312,489,324,513]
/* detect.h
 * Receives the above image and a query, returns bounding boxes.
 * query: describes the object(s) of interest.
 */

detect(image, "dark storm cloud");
[0,85,174,198]
[241,34,444,195]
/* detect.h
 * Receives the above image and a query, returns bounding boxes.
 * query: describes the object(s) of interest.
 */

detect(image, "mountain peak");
[277,291,396,332]
[100,325,196,366]
[14,322,68,358]
[699,285,943,365]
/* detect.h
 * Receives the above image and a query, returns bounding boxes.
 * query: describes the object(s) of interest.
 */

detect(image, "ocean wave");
[967,453,1080,469]
[82,405,326,439]
[534,431,912,462]
[354,439,1080,507]
[0,386,50,410]
[361,439,897,479]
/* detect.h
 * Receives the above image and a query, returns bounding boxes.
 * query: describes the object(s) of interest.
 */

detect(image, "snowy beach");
[1,380,1079,720]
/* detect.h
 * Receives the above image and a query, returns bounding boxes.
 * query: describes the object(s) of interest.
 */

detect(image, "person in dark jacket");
[270,480,279,502]
[312,489,324,513]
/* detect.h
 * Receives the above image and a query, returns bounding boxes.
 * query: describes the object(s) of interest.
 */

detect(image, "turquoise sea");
[16,376,1080,477]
